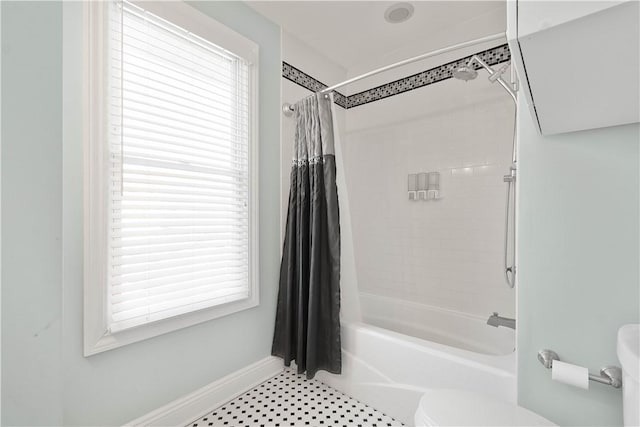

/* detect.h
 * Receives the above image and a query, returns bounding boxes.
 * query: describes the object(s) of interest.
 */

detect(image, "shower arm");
[466,55,518,104]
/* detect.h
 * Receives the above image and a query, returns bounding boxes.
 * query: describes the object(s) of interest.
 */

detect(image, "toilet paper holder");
[537,349,622,388]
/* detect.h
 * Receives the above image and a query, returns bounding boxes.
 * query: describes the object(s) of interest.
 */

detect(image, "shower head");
[452,55,518,103]
[452,65,478,81]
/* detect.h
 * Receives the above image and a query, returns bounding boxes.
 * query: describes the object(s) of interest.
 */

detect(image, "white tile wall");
[343,74,516,319]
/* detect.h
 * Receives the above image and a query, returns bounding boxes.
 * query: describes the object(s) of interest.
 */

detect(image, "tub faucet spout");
[487,312,516,330]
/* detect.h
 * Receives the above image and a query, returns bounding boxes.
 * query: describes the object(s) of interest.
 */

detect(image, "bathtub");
[360,292,515,355]
[315,294,516,425]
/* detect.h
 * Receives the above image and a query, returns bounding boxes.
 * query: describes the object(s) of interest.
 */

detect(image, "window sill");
[84,294,259,357]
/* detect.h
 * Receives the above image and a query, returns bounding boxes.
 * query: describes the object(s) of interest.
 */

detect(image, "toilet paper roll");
[551,360,589,389]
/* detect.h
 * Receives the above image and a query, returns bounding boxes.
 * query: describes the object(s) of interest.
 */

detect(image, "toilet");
[414,390,556,426]
[415,323,640,427]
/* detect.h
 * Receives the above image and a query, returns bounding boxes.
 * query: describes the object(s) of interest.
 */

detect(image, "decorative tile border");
[282,62,348,108]
[347,44,511,108]
[282,43,511,110]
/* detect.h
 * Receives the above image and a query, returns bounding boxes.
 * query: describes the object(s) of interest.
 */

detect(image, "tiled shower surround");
[343,77,516,321]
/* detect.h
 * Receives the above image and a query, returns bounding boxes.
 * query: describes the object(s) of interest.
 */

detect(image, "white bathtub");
[360,292,515,355]
[315,295,516,425]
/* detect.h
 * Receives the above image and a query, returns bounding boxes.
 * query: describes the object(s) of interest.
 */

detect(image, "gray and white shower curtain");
[272,93,341,379]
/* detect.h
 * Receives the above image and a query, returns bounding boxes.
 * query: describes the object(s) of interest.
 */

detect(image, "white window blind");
[107,1,252,332]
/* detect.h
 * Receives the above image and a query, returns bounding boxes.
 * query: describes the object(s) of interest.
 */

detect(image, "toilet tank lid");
[617,324,640,381]
[416,390,557,427]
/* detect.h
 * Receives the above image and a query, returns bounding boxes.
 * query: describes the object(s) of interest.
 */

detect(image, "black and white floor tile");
[188,370,404,427]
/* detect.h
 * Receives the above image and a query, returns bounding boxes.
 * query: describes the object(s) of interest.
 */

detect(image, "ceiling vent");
[384,3,414,24]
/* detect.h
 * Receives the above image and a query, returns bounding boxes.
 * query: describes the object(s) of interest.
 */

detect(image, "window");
[84,0,259,355]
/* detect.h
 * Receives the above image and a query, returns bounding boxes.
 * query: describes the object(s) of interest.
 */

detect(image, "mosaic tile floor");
[188,369,404,427]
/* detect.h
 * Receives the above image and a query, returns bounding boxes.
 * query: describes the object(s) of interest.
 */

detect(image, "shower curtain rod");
[283,32,507,115]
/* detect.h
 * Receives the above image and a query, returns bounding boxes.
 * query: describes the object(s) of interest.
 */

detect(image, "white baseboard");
[126,356,283,427]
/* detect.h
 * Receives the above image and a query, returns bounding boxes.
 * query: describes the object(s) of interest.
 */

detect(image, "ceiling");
[246,1,506,72]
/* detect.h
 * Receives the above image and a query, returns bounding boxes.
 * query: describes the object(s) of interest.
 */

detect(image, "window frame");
[83,0,260,356]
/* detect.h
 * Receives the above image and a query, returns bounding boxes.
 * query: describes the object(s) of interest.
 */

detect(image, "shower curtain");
[272,93,341,379]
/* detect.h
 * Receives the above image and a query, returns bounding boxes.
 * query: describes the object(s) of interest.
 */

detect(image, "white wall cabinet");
[507,1,639,135]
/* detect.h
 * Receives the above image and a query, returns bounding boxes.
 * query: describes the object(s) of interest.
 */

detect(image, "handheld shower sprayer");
[453,54,519,289]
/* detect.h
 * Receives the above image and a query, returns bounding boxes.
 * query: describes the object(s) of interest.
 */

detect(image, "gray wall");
[1,2,281,425]
[517,96,640,425]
